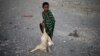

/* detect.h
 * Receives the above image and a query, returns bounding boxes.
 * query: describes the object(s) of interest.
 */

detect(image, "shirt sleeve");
[42,12,45,20]
[49,11,55,22]
[42,12,46,23]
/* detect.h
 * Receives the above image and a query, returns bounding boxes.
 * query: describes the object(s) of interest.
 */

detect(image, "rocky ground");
[0,0,100,56]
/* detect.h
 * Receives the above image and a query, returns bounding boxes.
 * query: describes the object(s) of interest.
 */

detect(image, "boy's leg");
[50,28,55,40]
[49,32,53,40]
[46,30,53,40]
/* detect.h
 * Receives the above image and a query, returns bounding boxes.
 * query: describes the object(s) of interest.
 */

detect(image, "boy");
[40,2,55,40]
[30,2,55,53]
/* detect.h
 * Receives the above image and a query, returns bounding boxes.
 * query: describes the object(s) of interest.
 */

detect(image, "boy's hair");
[42,2,49,8]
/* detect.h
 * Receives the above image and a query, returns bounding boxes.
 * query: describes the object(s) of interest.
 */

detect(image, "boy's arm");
[42,12,44,20]
[49,11,55,21]
[42,12,45,26]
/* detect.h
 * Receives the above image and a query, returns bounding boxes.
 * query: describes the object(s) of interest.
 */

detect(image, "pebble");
[63,40,66,43]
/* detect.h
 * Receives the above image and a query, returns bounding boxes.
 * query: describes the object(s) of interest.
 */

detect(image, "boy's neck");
[44,10,49,13]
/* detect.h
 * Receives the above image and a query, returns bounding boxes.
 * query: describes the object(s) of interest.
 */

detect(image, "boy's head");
[42,2,49,12]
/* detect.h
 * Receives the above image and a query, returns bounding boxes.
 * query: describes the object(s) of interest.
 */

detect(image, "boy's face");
[43,5,49,12]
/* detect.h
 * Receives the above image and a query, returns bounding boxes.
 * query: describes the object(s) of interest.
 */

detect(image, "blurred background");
[0,0,100,56]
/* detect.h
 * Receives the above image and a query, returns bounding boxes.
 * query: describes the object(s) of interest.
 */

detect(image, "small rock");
[0,43,8,46]
[13,25,17,28]
[63,40,66,43]
[26,27,30,29]
[23,15,33,17]
[9,22,13,24]
[73,30,79,37]
[68,30,79,37]
[70,38,74,40]
[70,49,75,52]
[4,51,7,54]
[15,51,20,54]
[61,4,63,7]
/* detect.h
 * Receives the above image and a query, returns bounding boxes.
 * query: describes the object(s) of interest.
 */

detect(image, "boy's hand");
[40,20,44,27]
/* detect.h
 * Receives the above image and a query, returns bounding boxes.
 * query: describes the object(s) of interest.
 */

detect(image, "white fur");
[30,28,54,52]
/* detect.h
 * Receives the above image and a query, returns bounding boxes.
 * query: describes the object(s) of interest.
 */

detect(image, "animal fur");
[30,28,54,53]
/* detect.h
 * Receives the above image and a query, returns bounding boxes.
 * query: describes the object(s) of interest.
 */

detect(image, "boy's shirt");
[42,10,55,23]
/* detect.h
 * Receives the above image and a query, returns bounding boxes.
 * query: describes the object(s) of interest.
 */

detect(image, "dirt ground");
[0,0,100,56]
